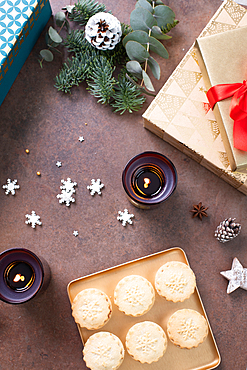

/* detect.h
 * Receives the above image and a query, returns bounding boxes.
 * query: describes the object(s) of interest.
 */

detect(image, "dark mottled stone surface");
[0,0,246,369]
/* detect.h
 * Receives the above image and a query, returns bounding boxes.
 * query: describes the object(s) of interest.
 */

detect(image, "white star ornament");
[220,257,247,294]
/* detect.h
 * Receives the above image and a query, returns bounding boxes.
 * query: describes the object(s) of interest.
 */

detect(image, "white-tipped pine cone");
[214,217,241,243]
[85,12,122,50]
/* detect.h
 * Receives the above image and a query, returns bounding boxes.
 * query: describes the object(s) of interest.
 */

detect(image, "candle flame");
[13,274,25,283]
[144,177,151,189]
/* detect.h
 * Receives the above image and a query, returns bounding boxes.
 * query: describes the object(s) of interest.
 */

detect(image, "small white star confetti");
[25,211,42,229]
[220,257,247,294]
[2,179,20,195]
[117,209,134,226]
[87,179,104,195]
[56,161,62,167]
[78,136,84,142]
[73,230,79,237]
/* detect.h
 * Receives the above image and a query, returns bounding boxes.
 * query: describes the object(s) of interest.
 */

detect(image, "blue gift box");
[0,0,52,105]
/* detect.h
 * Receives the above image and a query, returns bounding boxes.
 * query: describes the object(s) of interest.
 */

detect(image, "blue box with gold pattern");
[0,0,52,106]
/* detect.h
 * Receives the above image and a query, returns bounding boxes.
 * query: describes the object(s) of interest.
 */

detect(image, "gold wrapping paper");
[195,26,247,172]
[143,0,247,194]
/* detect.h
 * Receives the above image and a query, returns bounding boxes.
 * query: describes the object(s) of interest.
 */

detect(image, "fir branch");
[69,0,109,26]
[121,22,133,37]
[161,19,179,34]
[111,75,146,114]
[87,56,116,104]
[63,29,88,54]
[54,55,89,93]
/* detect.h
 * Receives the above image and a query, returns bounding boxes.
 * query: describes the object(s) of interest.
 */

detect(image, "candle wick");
[144,178,151,188]
[13,274,25,283]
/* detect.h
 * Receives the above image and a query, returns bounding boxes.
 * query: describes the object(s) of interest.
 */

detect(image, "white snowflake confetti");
[60,178,77,193]
[220,257,247,294]
[73,230,79,237]
[57,190,76,207]
[117,209,134,226]
[25,211,42,229]
[57,178,77,206]
[87,179,104,195]
[2,179,20,195]
[56,161,62,168]
[78,136,84,142]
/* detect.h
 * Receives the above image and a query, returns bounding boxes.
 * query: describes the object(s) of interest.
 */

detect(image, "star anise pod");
[190,202,208,220]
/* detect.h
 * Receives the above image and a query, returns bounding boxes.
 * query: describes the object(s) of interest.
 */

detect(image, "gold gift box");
[195,26,247,172]
[143,0,247,194]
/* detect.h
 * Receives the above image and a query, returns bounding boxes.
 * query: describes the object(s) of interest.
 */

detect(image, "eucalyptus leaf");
[48,26,63,44]
[153,5,175,28]
[125,41,150,63]
[135,0,153,13]
[142,69,155,91]
[126,61,143,79]
[55,11,66,27]
[122,30,148,48]
[45,32,60,48]
[40,49,54,62]
[148,36,169,58]
[125,74,156,96]
[65,19,71,34]
[151,25,172,40]
[147,56,160,80]
[130,7,157,33]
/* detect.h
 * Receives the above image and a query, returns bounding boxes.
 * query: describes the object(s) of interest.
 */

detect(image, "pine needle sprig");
[63,29,88,54]
[121,23,133,37]
[161,19,179,34]
[111,75,146,114]
[54,55,89,93]
[69,0,109,26]
[87,56,116,104]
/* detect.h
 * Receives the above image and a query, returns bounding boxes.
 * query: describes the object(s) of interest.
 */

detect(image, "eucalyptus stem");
[140,0,155,87]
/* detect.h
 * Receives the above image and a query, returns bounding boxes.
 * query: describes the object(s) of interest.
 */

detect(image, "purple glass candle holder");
[0,248,50,304]
[122,151,177,209]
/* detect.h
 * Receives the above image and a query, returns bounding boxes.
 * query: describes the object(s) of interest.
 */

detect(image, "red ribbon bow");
[207,80,247,151]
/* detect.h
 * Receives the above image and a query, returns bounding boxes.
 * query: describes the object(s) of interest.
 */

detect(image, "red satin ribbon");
[207,80,247,151]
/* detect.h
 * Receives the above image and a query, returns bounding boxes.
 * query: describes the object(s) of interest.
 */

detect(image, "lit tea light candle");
[122,151,177,209]
[0,248,50,304]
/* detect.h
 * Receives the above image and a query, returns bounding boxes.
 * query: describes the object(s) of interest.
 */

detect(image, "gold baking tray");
[67,247,221,370]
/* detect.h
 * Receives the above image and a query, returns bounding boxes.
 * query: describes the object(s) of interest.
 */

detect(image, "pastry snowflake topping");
[25,211,42,229]
[117,209,134,226]
[87,179,104,195]
[124,286,145,306]
[136,332,158,353]
[166,273,187,294]
[73,230,79,237]
[78,136,84,142]
[220,257,247,294]
[56,161,62,167]
[2,179,20,195]
[81,300,103,320]
[178,318,199,340]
